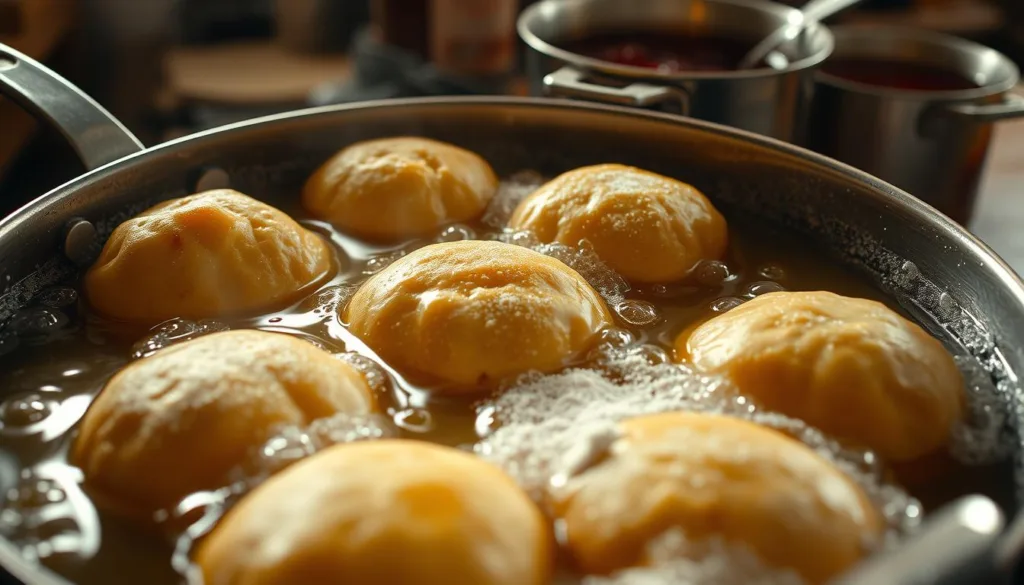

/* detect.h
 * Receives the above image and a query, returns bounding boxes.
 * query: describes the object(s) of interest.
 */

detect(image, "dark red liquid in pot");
[560,32,753,72]
[821,58,979,91]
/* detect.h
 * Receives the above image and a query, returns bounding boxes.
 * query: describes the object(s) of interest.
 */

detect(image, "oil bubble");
[894,261,920,289]
[9,308,69,336]
[598,328,634,349]
[131,318,230,359]
[757,264,786,281]
[710,296,744,313]
[745,281,785,297]
[493,230,539,248]
[481,170,544,228]
[37,287,79,309]
[937,292,957,318]
[363,250,406,275]
[394,408,433,433]
[535,242,629,307]
[693,260,731,287]
[0,393,55,430]
[6,478,66,508]
[636,344,670,365]
[333,353,389,394]
[475,405,500,437]
[309,284,359,316]
[614,300,661,328]
[435,224,475,243]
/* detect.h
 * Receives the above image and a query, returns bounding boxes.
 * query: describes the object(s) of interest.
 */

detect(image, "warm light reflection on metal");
[688,0,708,25]
[961,496,1002,535]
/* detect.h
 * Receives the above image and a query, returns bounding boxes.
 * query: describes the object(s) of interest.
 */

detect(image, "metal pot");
[1,41,1024,584]
[517,0,834,142]
[806,25,1024,227]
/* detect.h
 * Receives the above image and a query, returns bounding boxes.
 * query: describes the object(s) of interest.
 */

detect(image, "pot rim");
[2,95,1024,585]
[3,96,1020,299]
[517,0,835,81]
[815,24,1022,101]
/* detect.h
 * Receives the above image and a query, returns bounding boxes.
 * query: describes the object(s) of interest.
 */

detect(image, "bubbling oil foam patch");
[582,531,806,585]
[475,336,924,583]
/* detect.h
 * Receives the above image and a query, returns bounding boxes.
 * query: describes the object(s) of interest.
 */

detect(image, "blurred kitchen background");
[0,0,1022,217]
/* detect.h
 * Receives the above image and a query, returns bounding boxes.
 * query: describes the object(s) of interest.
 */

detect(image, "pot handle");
[543,66,689,114]
[831,495,1005,585]
[946,93,1024,123]
[0,42,144,171]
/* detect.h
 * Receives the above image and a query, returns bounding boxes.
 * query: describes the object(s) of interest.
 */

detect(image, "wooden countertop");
[971,114,1024,275]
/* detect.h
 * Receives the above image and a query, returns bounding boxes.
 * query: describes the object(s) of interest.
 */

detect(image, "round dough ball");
[197,440,551,585]
[85,189,333,324]
[677,290,964,462]
[302,137,498,240]
[509,164,728,283]
[554,412,882,583]
[344,240,613,391]
[71,330,376,511]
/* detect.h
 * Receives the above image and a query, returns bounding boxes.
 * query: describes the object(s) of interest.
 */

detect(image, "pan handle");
[830,495,1005,585]
[0,42,144,171]
[946,93,1024,123]
[543,66,689,114]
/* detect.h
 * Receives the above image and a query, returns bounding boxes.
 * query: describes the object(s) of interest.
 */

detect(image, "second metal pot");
[806,25,1024,226]
[518,0,834,142]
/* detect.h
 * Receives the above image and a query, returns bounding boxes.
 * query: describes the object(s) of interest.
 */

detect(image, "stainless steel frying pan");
[1,42,1023,585]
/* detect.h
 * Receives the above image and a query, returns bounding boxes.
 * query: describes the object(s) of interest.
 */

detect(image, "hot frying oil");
[0,180,1009,585]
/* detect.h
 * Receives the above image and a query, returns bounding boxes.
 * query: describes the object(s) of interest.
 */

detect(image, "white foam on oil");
[306,284,360,318]
[233,412,396,482]
[583,531,806,585]
[475,343,923,582]
[481,170,545,228]
[435,224,476,243]
[479,170,631,308]
[131,318,230,360]
[491,230,630,308]
[853,242,1019,476]
[613,299,661,328]
[362,250,407,276]
[331,351,392,397]
[950,355,1016,465]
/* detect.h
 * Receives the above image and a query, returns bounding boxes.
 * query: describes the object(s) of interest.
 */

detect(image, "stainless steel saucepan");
[1,41,1024,585]
[518,0,834,143]
[807,25,1024,226]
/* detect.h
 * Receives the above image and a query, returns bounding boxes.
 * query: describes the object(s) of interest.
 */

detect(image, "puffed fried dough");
[553,411,883,584]
[71,330,376,512]
[510,164,727,283]
[197,440,551,585]
[678,290,964,462]
[85,189,332,323]
[344,240,613,392]
[303,136,498,240]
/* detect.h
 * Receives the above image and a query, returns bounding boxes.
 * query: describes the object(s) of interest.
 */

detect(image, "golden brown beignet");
[344,240,613,392]
[84,189,332,324]
[677,291,965,462]
[509,164,728,283]
[553,412,883,584]
[71,330,376,512]
[197,440,551,585]
[302,137,498,241]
